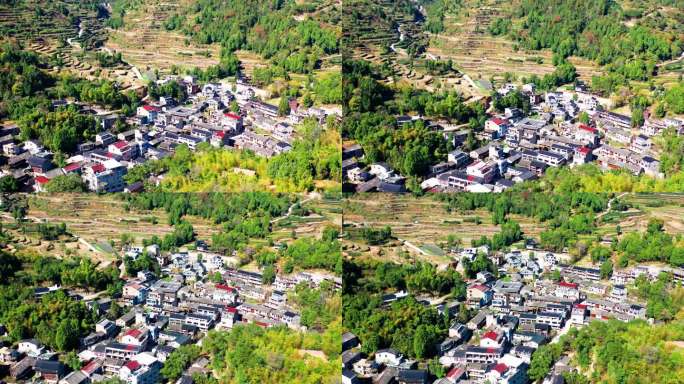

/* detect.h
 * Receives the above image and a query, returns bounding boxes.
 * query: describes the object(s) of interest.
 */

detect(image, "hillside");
[104,0,341,77]
[0,0,107,48]
[343,0,684,114]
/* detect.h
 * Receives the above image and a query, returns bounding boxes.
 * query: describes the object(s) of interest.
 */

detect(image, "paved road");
[551,318,574,343]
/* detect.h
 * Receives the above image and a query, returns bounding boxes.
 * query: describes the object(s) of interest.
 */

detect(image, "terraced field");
[343,194,545,265]
[427,1,601,84]
[343,0,425,84]
[344,193,684,266]
[26,194,221,247]
[271,195,342,241]
[618,194,684,233]
[104,0,221,72]
[0,0,107,48]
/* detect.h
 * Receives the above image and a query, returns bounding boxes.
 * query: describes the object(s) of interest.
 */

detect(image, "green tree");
[578,111,590,124]
[210,271,223,283]
[278,96,291,116]
[55,319,78,351]
[262,265,276,284]
[160,345,201,381]
[64,351,81,371]
[600,259,613,279]
[428,357,446,378]
[528,345,557,381]
[0,175,19,192]
[413,325,431,358]
[230,101,240,113]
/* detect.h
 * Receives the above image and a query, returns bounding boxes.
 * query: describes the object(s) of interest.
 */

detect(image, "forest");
[471,220,523,251]
[528,318,684,383]
[201,321,340,384]
[489,0,684,108]
[281,233,342,274]
[162,0,339,76]
[422,0,463,34]
[0,43,138,155]
[127,192,286,258]
[290,281,341,331]
[342,59,486,182]
[615,218,684,267]
[124,118,340,193]
[343,259,468,359]
[141,220,196,252]
[438,191,684,271]
[123,192,292,225]
[437,191,609,225]
[0,251,121,351]
[123,192,341,274]
[537,163,684,193]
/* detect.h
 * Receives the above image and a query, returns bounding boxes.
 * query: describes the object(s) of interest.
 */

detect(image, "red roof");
[578,124,597,133]
[492,363,508,374]
[91,164,106,173]
[112,140,128,149]
[559,281,578,289]
[467,175,476,182]
[215,283,236,292]
[224,112,241,120]
[491,117,509,126]
[63,162,82,172]
[124,329,142,339]
[124,360,140,371]
[142,105,160,112]
[574,303,588,309]
[214,131,226,138]
[471,284,490,292]
[125,344,137,351]
[446,367,464,379]
[35,176,50,184]
[577,146,591,154]
[225,307,238,313]
[81,360,100,374]
[482,330,499,341]
[254,321,268,328]
[486,347,497,353]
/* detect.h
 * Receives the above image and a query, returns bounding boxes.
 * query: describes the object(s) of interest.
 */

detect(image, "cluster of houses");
[343,82,683,193]
[341,241,682,384]
[0,75,334,193]
[0,239,341,384]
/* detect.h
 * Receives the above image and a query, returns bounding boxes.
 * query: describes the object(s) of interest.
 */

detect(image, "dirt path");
[271,193,320,224]
[596,193,628,220]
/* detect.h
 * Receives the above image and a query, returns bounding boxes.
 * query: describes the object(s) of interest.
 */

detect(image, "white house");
[17,339,44,356]
[374,349,403,366]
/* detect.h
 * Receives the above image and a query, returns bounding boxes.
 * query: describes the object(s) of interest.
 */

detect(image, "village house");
[17,339,45,356]
[83,160,127,193]
[375,349,404,367]
[118,352,161,384]
[467,284,493,308]
[485,117,511,139]
[35,359,65,384]
[554,281,580,300]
